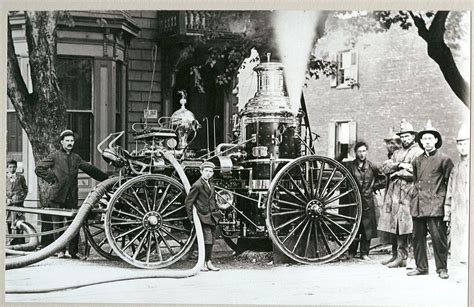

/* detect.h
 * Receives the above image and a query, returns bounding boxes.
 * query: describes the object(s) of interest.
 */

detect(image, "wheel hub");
[306,200,324,219]
[143,211,162,230]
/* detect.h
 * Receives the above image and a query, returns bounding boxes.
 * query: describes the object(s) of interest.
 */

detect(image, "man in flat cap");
[383,127,401,160]
[407,120,453,279]
[185,161,223,271]
[378,119,423,268]
[444,124,469,265]
[35,129,109,259]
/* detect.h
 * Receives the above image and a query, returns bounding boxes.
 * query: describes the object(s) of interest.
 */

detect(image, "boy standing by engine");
[185,161,223,271]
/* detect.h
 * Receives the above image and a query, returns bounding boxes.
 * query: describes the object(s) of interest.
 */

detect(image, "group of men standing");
[346,119,469,280]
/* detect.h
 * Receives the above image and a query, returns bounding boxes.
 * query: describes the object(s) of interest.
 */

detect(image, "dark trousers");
[44,199,80,255]
[396,233,409,260]
[349,223,371,256]
[412,217,448,272]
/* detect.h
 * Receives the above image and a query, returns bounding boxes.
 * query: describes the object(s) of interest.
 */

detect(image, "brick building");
[303,25,469,163]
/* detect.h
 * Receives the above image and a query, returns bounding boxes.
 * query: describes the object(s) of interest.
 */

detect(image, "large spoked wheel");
[83,184,122,260]
[105,174,195,269]
[266,155,362,264]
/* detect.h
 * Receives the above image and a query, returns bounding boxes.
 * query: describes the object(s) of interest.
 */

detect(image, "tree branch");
[408,11,429,41]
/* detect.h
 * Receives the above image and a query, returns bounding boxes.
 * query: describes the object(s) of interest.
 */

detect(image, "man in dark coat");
[407,120,453,279]
[35,129,108,259]
[185,161,223,271]
[345,141,385,260]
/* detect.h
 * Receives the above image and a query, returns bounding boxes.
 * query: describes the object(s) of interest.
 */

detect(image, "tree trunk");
[7,11,67,206]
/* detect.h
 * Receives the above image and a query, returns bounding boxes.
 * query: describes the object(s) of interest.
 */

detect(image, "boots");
[386,256,407,268]
[206,260,220,271]
[381,255,397,265]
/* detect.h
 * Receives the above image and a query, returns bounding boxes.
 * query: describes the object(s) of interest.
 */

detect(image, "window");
[57,57,93,161]
[328,120,357,161]
[330,50,359,89]
[6,109,23,163]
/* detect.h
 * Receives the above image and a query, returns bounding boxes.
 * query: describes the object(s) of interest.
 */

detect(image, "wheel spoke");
[152,231,163,261]
[317,220,331,254]
[123,229,146,251]
[111,221,142,226]
[308,162,315,198]
[163,216,188,222]
[281,217,307,244]
[142,185,152,212]
[157,231,175,255]
[313,221,319,257]
[118,197,145,217]
[145,232,153,263]
[91,228,105,237]
[304,221,313,258]
[162,223,191,234]
[325,211,356,222]
[297,167,311,200]
[322,215,351,235]
[322,176,346,201]
[274,214,305,231]
[320,167,337,199]
[271,209,305,217]
[285,173,308,203]
[113,209,142,221]
[98,237,108,248]
[133,231,149,260]
[156,184,171,212]
[274,199,306,209]
[325,189,354,205]
[113,225,143,240]
[292,219,310,253]
[325,202,358,210]
[159,191,183,215]
[152,185,159,211]
[161,205,185,219]
[277,184,307,206]
[160,227,185,246]
[316,161,325,196]
[320,219,343,246]
[132,189,149,214]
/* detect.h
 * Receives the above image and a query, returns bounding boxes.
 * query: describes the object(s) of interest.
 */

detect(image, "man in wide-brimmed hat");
[407,120,454,279]
[378,119,423,268]
[444,123,470,265]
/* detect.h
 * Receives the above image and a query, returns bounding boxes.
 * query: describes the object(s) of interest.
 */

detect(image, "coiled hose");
[5,174,205,294]
[6,220,39,252]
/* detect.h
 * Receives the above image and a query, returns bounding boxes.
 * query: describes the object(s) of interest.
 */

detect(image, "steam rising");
[273,11,320,113]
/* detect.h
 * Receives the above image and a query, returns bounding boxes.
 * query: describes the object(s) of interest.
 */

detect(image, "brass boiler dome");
[239,60,302,184]
[171,95,198,149]
[242,61,292,116]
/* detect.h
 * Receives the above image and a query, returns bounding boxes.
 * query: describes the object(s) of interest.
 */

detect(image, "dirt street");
[4,249,469,306]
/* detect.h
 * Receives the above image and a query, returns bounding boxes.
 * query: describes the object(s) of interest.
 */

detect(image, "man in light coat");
[444,124,469,265]
[378,120,423,268]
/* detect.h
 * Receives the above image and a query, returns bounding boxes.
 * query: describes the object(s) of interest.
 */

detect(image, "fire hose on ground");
[5,173,206,294]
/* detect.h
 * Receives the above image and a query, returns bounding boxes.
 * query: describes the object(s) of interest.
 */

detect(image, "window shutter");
[327,121,336,158]
[350,50,359,82]
[348,121,357,159]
